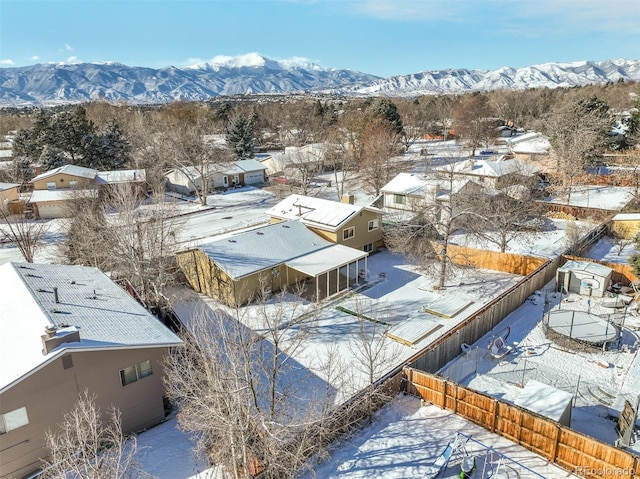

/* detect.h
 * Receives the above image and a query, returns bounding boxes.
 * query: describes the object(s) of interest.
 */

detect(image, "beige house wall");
[0,348,169,479]
[611,219,640,239]
[329,210,384,252]
[0,188,19,213]
[32,173,93,191]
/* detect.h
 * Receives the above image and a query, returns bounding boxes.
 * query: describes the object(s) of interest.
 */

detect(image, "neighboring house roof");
[233,159,267,172]
[0,182,19,192]
[437,158,539,179]
[31,164,98,182]
[0,150,12,158]
[381,173,439,196]
[29,188,97,203]
[286,244,367,276]
[0,262,182,393]
[505,132,551,155]
[96,169,146,184]
[198,220,333,279]
[557,260,612,278]
[266,194,382,231]
[612,213,640,221]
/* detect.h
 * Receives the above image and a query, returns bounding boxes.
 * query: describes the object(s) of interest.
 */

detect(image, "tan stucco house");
[0,262,182,479]
[610,213,640,239]
[0,183,19,213]
[28,165,146,219]
[176,220,368,306]
[266,194,384,253]
[166,160,267,196]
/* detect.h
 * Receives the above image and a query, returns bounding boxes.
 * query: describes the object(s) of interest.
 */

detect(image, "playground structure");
[428,432,548,478]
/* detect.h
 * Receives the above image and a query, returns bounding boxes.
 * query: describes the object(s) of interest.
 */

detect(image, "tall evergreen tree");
[370,98,404,136]
[225,112,256,160]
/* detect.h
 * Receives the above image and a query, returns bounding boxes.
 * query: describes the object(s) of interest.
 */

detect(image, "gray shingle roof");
[199,220,332,279]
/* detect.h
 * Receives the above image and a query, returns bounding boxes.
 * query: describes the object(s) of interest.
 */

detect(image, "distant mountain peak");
[0,57,638,106]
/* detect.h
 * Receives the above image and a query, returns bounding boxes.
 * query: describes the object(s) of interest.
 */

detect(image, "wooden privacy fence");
[404,368,640,479]
[408,224,609,373]
[430,241,548,276]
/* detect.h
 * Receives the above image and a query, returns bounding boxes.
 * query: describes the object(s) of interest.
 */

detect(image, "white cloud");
[59,56,80,65]
[30,55,40,61]
[65,43,74,51]
[502,0,640,35]
[345,0,470,22]
[0,59,15,65]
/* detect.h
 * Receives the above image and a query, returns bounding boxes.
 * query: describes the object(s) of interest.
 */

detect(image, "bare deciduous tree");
[359,120,403,196]
[0,208,49,263]
[41,390,149,479]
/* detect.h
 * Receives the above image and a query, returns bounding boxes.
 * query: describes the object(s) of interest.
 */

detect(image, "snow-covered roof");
[286,244,367,276]
[0,150,12,158]
[266,194,381,231]
[0,262,182,393]
[198,220,333,279]
[381,173,438,196]
[441,158,539,178]
[557,260,612,278]
[0,182,19,191]
[612,213,640,221]
[31,164,98,182]
[96,169,146,184]
[29,188,97,203]
[505,131,544,145]
[234,159,267,172]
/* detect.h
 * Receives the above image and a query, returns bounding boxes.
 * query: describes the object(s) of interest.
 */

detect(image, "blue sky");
[1,0,639,77]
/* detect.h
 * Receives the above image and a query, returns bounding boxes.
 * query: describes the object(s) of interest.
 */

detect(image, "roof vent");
[256,231,264,235]
[228,239,237,243]
[282,224,289,228]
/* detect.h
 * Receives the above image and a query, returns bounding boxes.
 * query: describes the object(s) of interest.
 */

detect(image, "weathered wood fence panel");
[404,368,640,479]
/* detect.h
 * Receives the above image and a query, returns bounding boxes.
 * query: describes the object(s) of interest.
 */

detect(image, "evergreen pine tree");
[225,112,256,160]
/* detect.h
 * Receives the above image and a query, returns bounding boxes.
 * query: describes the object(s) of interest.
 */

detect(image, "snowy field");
[439,279,640,455]
[584,235,639,265]
[545,185,636,210]
[300,394,581,479]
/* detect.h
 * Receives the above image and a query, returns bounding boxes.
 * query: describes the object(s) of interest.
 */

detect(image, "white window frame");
[393,194,406,205]
[0,407,29,434]
[120,360,153,386]
[342,226,355,241]
[368,219,379,231]
[46,181,57,190]
[363,243,373,253]
[69,180,78,187]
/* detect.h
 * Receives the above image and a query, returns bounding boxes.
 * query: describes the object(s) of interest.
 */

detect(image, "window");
[0,407,29,434]
[46,182,56,190]
[393,194,406,205]
[363,243,373,253]
[120,360,153,386]
[342,226,355,241]
[69,180,78,187]
[368,219,379,231]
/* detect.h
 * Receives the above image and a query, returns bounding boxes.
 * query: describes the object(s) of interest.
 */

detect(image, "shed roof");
[199,220,333,279]
[0,182,19,191]
[612,213,640,221]
[557,260,612,278]
[0,262,182,393]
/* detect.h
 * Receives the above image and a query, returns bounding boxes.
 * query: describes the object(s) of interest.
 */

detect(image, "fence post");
[453,384,458,414]
[550,424,560,462]
[441,379,447,409]
[491,399,498,433]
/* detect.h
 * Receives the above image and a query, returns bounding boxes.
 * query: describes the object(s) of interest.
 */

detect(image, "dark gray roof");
[199,220,332,279]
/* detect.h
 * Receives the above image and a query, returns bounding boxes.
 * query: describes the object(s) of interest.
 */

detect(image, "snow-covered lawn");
[544,185,635,210]
[300,394,581,479]
[584,235,638,265]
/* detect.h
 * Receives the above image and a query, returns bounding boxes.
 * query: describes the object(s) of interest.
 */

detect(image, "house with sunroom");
[266,194,384,254]
[0,262,182,479]
[176,220,369,306]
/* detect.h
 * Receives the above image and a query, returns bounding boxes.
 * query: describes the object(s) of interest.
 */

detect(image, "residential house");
[0,262,182,479]
[28,165,146,219]
[0,183,19,213]
[610,213,640,239]
[176,220,368,306]
[266,194,384,253]
[379,173,440,216]
[165,160,267,195]
[259,143,328,180]
[440,158,540,190]
[504,132,551,162]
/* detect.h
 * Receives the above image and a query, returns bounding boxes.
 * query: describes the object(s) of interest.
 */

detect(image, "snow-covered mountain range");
[0,55,638,106]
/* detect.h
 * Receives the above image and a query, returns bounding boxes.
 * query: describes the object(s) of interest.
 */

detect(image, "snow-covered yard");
[439,277,640,455]
[299,394,581,479]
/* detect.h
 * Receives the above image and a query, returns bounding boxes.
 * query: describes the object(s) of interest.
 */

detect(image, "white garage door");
[244,172,264,185]
[36,202,69,219]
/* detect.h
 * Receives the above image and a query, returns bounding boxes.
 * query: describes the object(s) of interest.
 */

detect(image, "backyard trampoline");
[544,310,620,349]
